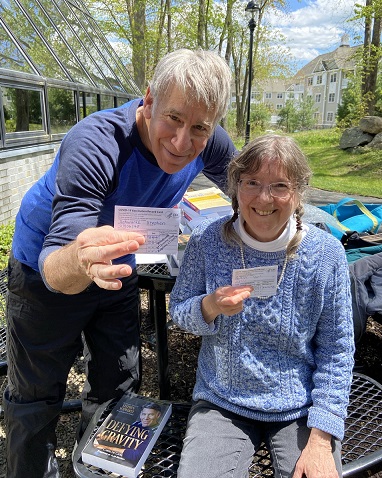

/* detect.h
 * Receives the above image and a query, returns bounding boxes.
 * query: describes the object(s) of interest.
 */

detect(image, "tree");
[336,74,365,127]
[277,96,317,132]
[353,0,382,114]
[277,100,299,132]
[230,0,294,136]
[84,0,296,138]
[250,103,272,130]
[83,0,147,90]
[375,70,382,115]
[298,96,317,130]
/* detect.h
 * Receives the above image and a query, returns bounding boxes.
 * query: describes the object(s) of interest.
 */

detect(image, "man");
[4,48,236,477]
[135,402,162,431]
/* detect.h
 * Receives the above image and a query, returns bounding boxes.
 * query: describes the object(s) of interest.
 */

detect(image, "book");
[165,253,180,276]
[183,187,232,216]
[166,233,191,276]
[176,233,190,262]
[81,395,172,477]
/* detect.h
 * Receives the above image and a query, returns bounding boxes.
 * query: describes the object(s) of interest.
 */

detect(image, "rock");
[368,132,382,150]
[359,116,382,134]
[339,127,374,149]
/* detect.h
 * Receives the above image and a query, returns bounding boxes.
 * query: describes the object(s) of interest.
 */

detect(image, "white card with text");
[232,266,278,298]
[114,206,181,254]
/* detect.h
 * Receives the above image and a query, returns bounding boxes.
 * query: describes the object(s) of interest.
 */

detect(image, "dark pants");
[4,254,141,478]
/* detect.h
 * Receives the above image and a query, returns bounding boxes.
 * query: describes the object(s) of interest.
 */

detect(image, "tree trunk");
[129,0,146,91]
[15,89,29,131]
[219,0,235,130]
[197,0,206,48]
[166,0,172,52]
[153,0,166,68]
[361,0,382,115]
[366,15,382,114]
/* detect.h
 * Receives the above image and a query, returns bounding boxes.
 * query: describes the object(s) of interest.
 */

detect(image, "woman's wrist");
[201,294,219,324]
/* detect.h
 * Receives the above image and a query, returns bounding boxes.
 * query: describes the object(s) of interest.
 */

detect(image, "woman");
[169,134,355,478]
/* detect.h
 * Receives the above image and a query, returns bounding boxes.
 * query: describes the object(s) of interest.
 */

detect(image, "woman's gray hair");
[223,134,313,258]
[149,49,231,125]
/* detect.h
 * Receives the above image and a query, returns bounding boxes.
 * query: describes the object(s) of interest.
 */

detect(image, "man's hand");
[44,226,145,294]
[201,285,253,323]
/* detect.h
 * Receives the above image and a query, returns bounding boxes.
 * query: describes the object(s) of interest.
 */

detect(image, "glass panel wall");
[2,85,44,134]
[34,0,111,88]
[0,20,35,74]
[79,91,97,120]
[0,1,70,81]
[100,94,115,111]
[0,0,141,150]
[117,97,129,107]
[48,86,77,134]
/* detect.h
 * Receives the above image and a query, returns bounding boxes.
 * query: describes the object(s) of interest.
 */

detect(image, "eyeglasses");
[237,179,295,198]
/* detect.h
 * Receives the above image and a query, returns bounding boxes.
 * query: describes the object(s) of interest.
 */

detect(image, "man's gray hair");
[149,49,231,124]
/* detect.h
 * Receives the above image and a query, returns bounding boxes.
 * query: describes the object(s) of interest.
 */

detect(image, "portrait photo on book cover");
[93,401,164,466]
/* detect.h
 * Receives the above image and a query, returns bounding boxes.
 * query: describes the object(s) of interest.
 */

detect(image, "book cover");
[180,202,222,234]
[183,186,222,199]
[177,233,190,260]
[183,194,231,216]
[183,187,232,216]
[81,395,172,477]
[166,233,191,276]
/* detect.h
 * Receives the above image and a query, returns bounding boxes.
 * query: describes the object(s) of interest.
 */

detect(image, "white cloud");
[265,0,365,69]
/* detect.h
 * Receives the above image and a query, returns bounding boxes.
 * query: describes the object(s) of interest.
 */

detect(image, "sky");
[110,0,366,73]
[267,0,366,70]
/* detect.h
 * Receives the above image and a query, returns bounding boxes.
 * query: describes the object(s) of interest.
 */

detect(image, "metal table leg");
[152,289,170,400]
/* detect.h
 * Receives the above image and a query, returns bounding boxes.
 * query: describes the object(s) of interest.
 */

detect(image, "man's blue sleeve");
[201,125,238,193]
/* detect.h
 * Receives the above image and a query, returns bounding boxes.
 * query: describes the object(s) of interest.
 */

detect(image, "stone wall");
[0,143,60,225]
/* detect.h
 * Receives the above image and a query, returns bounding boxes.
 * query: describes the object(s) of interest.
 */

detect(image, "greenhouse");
[0,0,141,224]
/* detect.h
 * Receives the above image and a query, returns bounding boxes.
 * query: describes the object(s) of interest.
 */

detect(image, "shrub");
[0,221,14,270]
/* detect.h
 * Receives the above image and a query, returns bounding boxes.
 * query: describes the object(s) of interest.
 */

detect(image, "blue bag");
[318,198,382,239]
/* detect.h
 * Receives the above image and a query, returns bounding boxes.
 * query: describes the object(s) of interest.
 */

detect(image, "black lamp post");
[244,1,260,146]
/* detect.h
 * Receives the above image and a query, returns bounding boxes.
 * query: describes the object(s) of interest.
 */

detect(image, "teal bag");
[318,198,382,239]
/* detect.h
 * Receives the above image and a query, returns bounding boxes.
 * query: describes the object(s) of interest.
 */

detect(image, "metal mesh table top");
[137,263,172,278]
[73,372,382,478]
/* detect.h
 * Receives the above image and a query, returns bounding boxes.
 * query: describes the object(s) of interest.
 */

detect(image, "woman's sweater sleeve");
[308,237,355,440]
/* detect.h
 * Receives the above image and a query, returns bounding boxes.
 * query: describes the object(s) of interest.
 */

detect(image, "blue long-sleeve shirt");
[11,99,236,275]
[169,217,355,440]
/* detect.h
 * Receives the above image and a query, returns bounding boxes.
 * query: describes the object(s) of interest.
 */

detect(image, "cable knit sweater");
[169,217,355,440]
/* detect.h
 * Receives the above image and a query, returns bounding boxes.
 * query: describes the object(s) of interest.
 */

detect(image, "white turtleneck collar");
[233,213,308,252]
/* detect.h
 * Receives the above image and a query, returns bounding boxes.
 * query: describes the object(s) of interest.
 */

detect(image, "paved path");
[306,188,382,206]
[191,173,382,206]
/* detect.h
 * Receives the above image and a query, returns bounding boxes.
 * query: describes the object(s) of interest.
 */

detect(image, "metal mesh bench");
[0,268,8,410]
[72,372,382,478]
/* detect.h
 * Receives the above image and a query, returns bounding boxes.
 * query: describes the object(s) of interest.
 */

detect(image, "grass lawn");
[291,129,382,198]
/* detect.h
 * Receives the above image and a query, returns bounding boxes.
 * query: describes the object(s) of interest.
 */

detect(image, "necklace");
[239,242,288,300]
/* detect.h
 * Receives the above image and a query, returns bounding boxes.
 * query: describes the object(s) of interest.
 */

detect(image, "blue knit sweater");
[169,217,355,440]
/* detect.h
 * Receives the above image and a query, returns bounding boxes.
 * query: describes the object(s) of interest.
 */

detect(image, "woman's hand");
[201,285,253,323]
[293,429,339,478]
